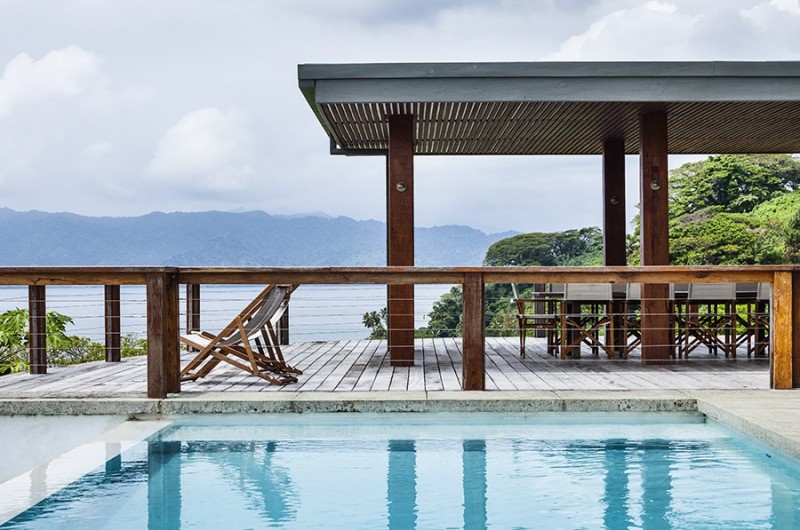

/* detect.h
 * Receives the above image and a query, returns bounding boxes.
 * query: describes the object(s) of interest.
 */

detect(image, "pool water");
[3,413,800,529]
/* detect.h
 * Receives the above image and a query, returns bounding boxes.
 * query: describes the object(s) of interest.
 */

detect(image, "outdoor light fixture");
[650,180,662,191]
[609,196,620,205]
[396,182,407,192]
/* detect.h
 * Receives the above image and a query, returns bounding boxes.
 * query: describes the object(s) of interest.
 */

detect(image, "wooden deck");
[0,337,769,397]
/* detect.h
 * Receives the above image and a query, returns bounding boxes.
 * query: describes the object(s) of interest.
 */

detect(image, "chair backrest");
[511,283,521,300]
[736,283,758,299]
[670,283,689,300]
[548,283,565,296]
[626,283,641,301]
[220,285,292,346]
[757,282,772,301]
[564,283,613,301]
[687,282,736,301]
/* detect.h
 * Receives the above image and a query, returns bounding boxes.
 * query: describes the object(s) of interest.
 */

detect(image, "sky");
[1,0,799,234]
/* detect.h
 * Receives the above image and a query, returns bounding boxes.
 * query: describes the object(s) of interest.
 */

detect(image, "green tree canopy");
[670,154,800,217]
[484,227,603,266]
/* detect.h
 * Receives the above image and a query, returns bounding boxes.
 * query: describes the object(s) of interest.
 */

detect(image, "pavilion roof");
[298,61,800,156]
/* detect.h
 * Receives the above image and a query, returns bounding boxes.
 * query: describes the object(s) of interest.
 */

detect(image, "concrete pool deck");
[2,389,800,461]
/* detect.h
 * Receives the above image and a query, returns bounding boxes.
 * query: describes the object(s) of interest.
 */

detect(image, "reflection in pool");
[3,413,800,529]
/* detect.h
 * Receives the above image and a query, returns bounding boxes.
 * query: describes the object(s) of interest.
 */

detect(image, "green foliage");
[669,209,782,265]
[670,154,800,217]
[484,227,603,266]
[0,308,147,375]
[628,155,800,265]
[419,286,463,338]
[362,308,387,340]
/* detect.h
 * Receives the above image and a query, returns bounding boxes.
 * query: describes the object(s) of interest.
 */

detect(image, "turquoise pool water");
[3,413,800,529]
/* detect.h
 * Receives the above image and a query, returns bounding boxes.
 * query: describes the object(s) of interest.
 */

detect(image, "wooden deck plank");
[0,337,772,396]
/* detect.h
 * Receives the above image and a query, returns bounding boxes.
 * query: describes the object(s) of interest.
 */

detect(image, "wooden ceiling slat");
[322,100,800,155]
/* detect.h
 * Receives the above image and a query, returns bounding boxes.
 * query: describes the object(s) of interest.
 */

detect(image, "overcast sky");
[1,0,799,234]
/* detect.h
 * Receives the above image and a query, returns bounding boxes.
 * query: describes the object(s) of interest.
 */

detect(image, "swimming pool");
[2,413,799,529]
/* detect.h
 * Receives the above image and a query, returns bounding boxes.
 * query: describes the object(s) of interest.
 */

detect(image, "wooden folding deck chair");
[180,284,302,385]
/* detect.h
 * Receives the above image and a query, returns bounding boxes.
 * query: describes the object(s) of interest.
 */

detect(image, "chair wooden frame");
[559,283,614,359]
[180,284,302,385]
[511,284,560,358]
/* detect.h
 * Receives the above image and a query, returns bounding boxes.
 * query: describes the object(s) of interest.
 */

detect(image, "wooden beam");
[603,138,627,266]
[28,285,46,375]
[186,284,200,333]
[639,112,671,363]
[146,271,180,398]
[104,285,121,362]
[387,114,415,366]
[772,272,800,389]
[462,272,485,390]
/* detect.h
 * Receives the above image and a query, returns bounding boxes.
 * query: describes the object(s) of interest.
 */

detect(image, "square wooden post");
[186,283,200,333]
[603,137,627,266]
[28,285,47,374]
[639,112,671,364]
[462,272,485,390]
[604,138,627,357]
[772,271,800,389]
[104,285,121,362]
[387,114,415,366]
[147,271,180,398]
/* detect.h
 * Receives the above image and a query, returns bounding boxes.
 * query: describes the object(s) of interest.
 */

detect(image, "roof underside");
[298,62,800,156]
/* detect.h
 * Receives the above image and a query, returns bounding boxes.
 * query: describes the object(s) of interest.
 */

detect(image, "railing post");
[186,283,200,333]
[462,272,485,390]
[104,285,121,362]
[28,285,47,375]
[147,271,180,398]
[772,272,800,389]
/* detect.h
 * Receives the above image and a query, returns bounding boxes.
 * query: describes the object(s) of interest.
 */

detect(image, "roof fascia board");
[314,77,800,104]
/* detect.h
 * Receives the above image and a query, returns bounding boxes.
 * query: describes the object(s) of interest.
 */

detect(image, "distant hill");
[0,208,516,266]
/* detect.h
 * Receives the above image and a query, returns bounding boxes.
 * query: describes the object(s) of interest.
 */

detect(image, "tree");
[670,154,800,217]
[484,227,603,267]
[362,308,388,340]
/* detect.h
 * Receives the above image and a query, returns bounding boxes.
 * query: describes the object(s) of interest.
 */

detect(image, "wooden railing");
[2,265,799,397]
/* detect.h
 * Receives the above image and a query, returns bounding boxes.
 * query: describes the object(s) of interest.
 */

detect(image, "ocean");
[0,284,455,343]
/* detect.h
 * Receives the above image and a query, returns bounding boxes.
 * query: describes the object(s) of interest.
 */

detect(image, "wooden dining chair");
[511,284,560,358]
[559,283,614,359]
[676,283,737,359]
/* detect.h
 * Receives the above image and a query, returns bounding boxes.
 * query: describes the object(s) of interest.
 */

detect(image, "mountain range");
[0,208,516,266]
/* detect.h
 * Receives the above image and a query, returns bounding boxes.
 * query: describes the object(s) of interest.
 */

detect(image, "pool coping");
[3,390,800,459]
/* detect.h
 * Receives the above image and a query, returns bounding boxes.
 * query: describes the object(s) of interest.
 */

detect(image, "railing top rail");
[0,265,795,286]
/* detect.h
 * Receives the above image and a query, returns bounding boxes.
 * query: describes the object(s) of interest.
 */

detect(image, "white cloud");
[0,45,100,118]
[547,3,699,61]
[770,0,800,14]
[148,107,254,190]
[80,140,113,160]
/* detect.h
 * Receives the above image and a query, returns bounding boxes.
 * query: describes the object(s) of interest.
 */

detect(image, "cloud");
[547,2,700,60]
[0,45,100,118]
[770,0,800,14]
[147,107,254,190]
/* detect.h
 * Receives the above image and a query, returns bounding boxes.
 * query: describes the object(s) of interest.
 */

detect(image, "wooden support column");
[387,114,415,366]
[604,138,627,357]
[104,285,121,362]
[772,271,800,389]
[462,272,485,390]
[186,284,200,333]
[146,271,180,398]
[603,138,627,266]
[639,112,671,364]
[28,285,46,374]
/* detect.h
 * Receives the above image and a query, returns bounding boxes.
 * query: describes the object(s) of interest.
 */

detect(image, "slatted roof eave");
[299,62,800,156]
